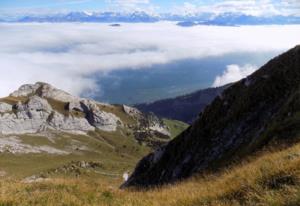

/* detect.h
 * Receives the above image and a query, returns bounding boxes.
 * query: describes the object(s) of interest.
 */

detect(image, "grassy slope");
[0,95,190,204]
[1,140,300,205]
[0,97,187,178]
[0,128,151,178]
[163,119,189,138]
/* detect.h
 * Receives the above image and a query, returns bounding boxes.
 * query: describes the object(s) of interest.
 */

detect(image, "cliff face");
[123,46,300,188]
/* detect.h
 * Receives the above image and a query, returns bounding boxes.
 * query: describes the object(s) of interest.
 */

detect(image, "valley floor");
[1,141,300,205]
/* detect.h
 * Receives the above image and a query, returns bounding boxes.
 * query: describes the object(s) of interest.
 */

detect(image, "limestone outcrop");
[0,103,12,113]
[0,95,94,135]
[10,82,80,102]
[0,83,170,139]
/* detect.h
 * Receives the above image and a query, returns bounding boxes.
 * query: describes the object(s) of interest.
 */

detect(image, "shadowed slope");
[123,45,300,188]
[135,85,229,124]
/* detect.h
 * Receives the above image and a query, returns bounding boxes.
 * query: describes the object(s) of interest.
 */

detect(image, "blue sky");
[0,0,187,12]
[0,0,299,16]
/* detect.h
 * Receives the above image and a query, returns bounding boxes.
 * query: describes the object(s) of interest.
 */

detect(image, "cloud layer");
[0,22,299,97]
[212,64,258,87]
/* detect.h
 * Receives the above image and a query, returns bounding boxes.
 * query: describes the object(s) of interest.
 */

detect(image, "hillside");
[135,85,229,124]
[1,140,300,205]
[123,45,300,187]
[0,82,186,179]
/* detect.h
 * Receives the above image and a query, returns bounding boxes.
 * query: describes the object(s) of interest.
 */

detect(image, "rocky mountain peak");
[10,82,79,103]
[122,45,300,188]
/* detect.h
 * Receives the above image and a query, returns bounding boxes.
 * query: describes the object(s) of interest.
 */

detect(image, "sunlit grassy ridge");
[1,141,300,205]
[163,119,189,138]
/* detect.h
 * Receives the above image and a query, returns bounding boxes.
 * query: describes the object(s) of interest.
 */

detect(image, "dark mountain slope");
[122,45,300,188]
[135,85,229,124]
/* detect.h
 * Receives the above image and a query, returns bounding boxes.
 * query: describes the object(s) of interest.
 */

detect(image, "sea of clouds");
[0,22,299,97]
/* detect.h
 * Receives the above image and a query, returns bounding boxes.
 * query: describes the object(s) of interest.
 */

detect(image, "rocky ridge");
[0,82,171,148]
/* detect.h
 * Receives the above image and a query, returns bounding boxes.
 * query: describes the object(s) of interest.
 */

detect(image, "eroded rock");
[123,105,142,118]
[27,95,52,111]
[48,111,94,134]
[10,82,80,102]
[0,102,12,113]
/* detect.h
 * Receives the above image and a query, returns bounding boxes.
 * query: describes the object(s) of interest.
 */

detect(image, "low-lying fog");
[0,22,299,104]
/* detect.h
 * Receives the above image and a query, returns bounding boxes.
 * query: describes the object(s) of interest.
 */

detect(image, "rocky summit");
[0,82,176,148]
[123,45,300,188]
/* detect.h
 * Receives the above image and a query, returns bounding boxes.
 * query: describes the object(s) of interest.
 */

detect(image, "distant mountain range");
[2,11,300,25]
[16,11,159,23]
[177,13,300,27]
[135,84,230,124]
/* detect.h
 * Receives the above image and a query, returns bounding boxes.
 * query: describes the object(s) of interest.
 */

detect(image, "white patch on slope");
[0,136,69,154]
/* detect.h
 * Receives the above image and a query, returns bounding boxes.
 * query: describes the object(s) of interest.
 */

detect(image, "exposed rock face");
[0,95,93,135]
[10,82,79,102]
[123,105,142,118]
[10,83,41,97]
[48,111,94,134]
[1,83,171,141]
[27,96,52,111]
[37,83,80,102]
[73,99,121,132]
[130,112,171,148]
[91,110,121,132]
[0,82,124,134]
[147,113,170,136]
[123,105,169,135]
[0,102,12,113]
[0,112,48,135]
[67,101,84,112]
[123,46,300,188]
[0,96,51,134]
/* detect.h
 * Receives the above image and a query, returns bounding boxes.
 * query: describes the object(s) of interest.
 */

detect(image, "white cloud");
[0,22,299,97]
[212,64,258,87]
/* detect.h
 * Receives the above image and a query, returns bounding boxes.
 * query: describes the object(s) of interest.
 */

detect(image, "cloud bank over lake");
[0,22,299,98]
